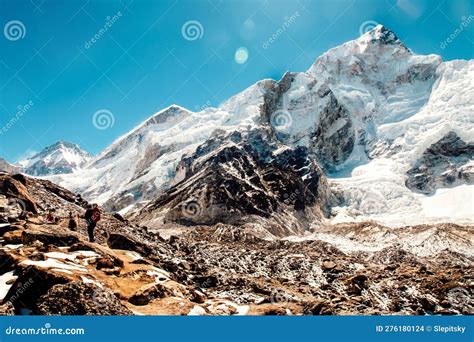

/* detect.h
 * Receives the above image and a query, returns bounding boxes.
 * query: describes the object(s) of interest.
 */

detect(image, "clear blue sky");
[0,0,473,162]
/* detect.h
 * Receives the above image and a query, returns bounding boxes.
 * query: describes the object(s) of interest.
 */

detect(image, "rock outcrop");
[406,132,474,194]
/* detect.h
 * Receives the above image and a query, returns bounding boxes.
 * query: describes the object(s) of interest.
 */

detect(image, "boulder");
[0,175,38,214]
[21,225,80,246]
[107,233,152,256]
[37,282,131,315]
[0,301,15,315]
[128,283,174,306]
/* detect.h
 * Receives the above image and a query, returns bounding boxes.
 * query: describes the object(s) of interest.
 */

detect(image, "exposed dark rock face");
[259,72,295,129]
[258,71,360,174]
[406,132,474,194]
[310,91,355,172]
[138,129,334,236]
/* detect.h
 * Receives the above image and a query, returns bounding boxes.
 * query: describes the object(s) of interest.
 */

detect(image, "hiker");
[84,204,100,242]
[68,211,78,231]
[45,209,55,224]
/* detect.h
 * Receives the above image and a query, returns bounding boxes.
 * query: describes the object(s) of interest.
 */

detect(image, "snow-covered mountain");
[50,25,473,230]
[20,141,92,176]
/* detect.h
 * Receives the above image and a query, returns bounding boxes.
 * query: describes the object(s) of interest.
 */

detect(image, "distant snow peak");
[20,140,92,176]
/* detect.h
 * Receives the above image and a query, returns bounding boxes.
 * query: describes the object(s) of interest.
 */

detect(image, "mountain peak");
[20,141,92,176]
[308,24,413,76]
[130,104,192,133]
[49,140,83,151]
[360,24,405,47]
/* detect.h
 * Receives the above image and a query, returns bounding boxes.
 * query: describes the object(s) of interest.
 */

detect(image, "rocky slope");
[0,172,472,316]
[20,141,92,176]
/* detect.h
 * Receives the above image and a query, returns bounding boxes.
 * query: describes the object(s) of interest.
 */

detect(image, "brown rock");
[3,230,23,244]
[0,302,15,315]
[322,260,336,271]
[128,283,174,306]
[107,233,152,256]
[0,175,38,214]
[190,289,207,303]
[419,296,436,312]
[37,282,131,315]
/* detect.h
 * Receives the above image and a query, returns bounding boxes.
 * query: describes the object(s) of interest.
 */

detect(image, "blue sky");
[0,0,473,162]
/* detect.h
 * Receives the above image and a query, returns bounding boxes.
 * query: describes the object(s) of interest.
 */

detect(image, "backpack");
[92,208,101,222]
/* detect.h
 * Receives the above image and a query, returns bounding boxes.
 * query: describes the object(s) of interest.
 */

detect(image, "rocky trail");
[0,172,472,315]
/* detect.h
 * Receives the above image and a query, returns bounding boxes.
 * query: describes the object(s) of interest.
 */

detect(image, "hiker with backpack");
[45,208,55,224]
[68,211,78,231]
[84,204,101,242]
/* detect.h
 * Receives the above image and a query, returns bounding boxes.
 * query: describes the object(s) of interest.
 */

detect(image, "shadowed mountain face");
[137,129,336,237]
[406,132,474,194]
